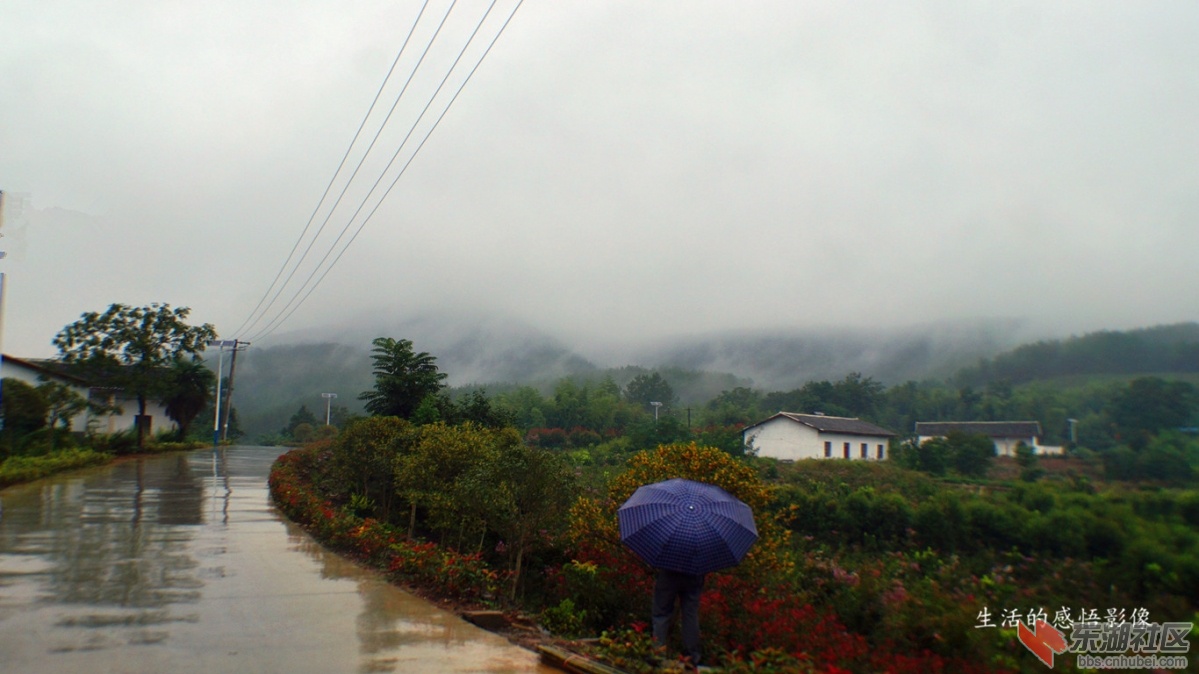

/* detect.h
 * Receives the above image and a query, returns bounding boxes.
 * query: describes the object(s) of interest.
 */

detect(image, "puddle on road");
[0,448,558,674]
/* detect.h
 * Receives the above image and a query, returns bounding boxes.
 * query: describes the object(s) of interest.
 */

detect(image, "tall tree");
[624,372,677,411]
[37,380,88,432]
[162,358,215,440]
[282,404,318,437]
[53,303,217,447]
[1,379,48,454]
[359,337,447,419]
[1109,377,1197,449]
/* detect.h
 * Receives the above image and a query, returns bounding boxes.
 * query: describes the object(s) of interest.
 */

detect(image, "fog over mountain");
[233,313,1199,438]
[275,308,1027,390]
[3,2,1198,364]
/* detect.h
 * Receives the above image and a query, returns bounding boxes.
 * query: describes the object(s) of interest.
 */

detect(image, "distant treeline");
[953,323,1199,386]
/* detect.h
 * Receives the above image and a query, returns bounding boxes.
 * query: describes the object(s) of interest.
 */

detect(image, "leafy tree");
[52,303,217,448]
[704,387,762,426]
[35,381,89,451]
[192,405,243,442]
[493,385,549,431]
[393,422,510,539]
[330,416,417,521]
[410,393,446,426]
[946,431,994,477]
[37,380,88,431]
[550,379,589,429]
[451,389,515,429]
[1015,441,1036,468]
[893,437,950,476]
[1,378,48,454]
[1015,441,1042,482]
[292,422,315,443]
[1109,377,1197,449]
[162,358,215,440]
[359,337,447,419]
[327,404,355,429]
[487,444,574,600]
[281,405,318,437]
[625,414,690,451]
[832,372,884,417]
[624,372,677,412]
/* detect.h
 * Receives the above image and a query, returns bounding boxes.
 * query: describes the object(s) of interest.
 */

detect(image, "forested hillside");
[229,322,1199,442]
[953,322,1199,385]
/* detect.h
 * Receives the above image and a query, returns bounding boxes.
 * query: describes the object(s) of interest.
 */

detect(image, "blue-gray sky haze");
[2,1,1196,360]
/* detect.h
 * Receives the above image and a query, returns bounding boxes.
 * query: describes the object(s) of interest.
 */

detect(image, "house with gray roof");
[742,412,897,461]
[1,354,175,435]
[915,421,1063,456]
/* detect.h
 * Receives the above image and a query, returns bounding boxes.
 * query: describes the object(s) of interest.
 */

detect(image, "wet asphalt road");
[0,446,556,674]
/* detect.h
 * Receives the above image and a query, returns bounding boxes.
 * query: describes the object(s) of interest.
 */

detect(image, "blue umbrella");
[618,478,759,576]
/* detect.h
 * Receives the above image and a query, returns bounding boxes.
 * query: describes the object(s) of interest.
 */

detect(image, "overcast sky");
[2,1,1197,359]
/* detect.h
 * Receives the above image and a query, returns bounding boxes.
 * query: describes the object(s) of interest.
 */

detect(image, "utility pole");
[0,190,8,420]
[221,340,250,442]
[206,340,237,447]
[322,392,338,426]
[0,267,6,415]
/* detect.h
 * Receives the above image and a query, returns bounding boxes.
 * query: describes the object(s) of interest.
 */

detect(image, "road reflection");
[0,447,555,674]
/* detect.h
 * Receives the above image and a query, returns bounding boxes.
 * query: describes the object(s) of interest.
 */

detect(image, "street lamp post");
[206,340,238,448]
[322,393,338,426]
[650,401,662,423]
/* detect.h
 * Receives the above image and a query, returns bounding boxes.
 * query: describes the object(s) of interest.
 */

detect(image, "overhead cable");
[231,1,434,339]
[245,0,523,343]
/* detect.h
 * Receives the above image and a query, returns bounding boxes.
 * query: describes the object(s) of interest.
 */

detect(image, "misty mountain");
[226,342,375,437]
[627,320,1027,391]
[232,314,1027,437]
[952,322,1199,386]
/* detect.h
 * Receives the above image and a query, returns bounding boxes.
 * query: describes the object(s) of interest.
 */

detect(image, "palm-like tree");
[359,337,447,419]
[163,358,215,440]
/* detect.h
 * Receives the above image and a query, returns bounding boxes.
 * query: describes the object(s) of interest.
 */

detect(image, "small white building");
[914,421,1064,456]
[742,412,897,461]
[1,354,176,435]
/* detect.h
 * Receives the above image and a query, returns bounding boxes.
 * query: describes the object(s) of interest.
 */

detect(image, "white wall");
[745,418,888,461]
[2,358,176,435]
[2,358,93,429]
[91,392,176,436]
[918,434,1051,457]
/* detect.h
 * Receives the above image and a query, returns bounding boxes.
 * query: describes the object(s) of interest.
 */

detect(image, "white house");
[914,421,1064,456]
[1,354,176,435]
[742,412,897,461]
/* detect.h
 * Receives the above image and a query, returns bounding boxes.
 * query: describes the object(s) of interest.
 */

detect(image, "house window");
[877,444,885,460]
[843,442,850,459]
[824,441,832,458]
[860,443,868,459]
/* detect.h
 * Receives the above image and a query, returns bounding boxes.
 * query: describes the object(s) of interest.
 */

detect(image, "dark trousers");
[652,569,705,665]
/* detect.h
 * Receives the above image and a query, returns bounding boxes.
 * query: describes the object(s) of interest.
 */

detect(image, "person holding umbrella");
[618,478,759,670]
[651,567,706,667]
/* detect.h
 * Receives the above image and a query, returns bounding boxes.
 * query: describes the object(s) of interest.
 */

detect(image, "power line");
[245,0,523,343]
[235,0,460,341]
[231,0,434,340]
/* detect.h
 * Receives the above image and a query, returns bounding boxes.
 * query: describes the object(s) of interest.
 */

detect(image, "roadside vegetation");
[269,330,1199,674]
[1,303,218,487]
[7,317,1198,670]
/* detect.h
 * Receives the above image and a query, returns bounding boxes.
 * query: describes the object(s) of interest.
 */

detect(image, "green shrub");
[539,598,588,637]
[0,448,111,487]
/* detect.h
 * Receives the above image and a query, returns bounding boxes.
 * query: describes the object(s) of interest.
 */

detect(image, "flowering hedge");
[564,443,1014,673]
[269,444,503,602]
